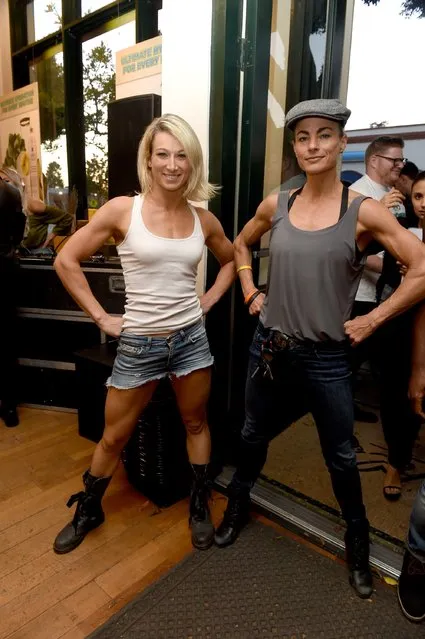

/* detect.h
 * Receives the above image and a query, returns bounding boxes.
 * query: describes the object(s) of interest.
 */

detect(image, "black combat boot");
[189,464,214,550]
[214,489,250,548]
[53,470,111,554]
[397,549,425,622]
[345,520,373,598]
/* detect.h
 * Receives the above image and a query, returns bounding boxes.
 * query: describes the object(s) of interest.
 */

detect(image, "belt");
[270,330,299,351]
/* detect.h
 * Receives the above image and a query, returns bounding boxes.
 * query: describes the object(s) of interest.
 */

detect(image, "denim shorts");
[106,320,214,390]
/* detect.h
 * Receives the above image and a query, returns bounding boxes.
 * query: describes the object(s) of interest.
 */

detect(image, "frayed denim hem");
[171,360,214,379]
[105,372,168,390]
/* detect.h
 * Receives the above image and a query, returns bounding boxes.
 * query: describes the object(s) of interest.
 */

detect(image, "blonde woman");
[53,114,235,554]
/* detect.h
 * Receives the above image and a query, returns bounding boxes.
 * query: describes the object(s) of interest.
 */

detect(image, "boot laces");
[224,496,248,526]
[190,483,211,521]
[66,491,85,508]
[348,534,369,569]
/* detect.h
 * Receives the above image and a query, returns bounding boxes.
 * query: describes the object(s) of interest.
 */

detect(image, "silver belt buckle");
[272,331,291,351]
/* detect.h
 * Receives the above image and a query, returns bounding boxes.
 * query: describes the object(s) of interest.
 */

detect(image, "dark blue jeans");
[229,322,367,526]
[408,479,425,561]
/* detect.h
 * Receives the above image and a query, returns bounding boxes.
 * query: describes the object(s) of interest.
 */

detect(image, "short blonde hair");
[137,113,219,202]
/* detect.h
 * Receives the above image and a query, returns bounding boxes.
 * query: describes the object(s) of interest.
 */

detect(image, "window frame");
[9,0,161,218]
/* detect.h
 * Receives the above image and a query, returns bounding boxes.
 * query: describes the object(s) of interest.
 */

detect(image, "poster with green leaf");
[0,83,43,200]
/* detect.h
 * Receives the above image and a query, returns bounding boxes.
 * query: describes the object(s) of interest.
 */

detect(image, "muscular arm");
[54,197,130,336]
[198,210,235,314]
[365,254,383,273]
[233,194,277,313]
[409,302,425,418]
[345,199,425,344]
[26,197,47,215]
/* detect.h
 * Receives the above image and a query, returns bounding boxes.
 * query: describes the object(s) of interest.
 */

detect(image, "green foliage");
[45,2,62,27]
[361,0,425,18]
[38,55,65,147]
[37,37,115,202]
[86,156,108,208]
[83,42,116,146]
[83,42,115,204]
[45,161,64,188]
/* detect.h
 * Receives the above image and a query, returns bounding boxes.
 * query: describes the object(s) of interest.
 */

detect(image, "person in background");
[397,175,425,623]
[52,114,235,555]
[0,166,74,256]
[214,99,425,600]
[408,171,425,240]
[395,160,419,228]
[0,170,26,426]
[350,137,407,217]
[376,159,419,303]
[348,137,407,427]
[349,139,420,501]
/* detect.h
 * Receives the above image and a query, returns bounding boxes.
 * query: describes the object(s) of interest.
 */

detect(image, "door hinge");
[238,37,253,71]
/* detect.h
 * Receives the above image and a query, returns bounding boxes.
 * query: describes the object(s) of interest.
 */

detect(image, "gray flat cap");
[285,99,351,130]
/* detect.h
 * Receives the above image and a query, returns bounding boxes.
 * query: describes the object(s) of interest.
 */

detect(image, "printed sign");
[0,83,43,200]
[116,36,162,86]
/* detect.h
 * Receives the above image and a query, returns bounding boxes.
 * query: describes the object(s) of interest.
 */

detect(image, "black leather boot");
[345,520,373,598]
[189,464,214,550]
[53,470,111,554]
[397,549,425,622]
[214,490,250,548]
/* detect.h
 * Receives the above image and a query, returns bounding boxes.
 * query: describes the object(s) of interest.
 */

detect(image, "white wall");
[0,0,13,96]
[160,0,213,294]
[160,0,212,184]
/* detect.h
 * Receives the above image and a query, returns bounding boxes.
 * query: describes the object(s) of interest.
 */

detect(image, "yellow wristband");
[237,265,253,274]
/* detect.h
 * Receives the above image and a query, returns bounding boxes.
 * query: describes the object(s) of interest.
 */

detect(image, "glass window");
[26,0,62,43]
[82,18,135,210]
[29,49,68,205]
[347,0,425,130]
[82,0,117,16]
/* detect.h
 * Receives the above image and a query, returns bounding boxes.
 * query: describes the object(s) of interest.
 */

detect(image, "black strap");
[287,186,304,212]
[339,185,349,220]
[288,183,349,220]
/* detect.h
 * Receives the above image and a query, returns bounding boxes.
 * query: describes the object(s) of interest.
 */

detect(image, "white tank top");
[118,195,205,334]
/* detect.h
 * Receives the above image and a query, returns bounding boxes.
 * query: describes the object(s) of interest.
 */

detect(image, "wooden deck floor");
[0,407,227,639]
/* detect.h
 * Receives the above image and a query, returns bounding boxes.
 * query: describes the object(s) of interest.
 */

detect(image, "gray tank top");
[260,190,368,342]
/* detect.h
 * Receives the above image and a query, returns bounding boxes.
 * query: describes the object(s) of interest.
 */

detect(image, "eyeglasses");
[375,155,407,167]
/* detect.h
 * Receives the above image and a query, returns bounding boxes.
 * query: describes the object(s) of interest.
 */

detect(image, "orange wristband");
[244,289,259,305]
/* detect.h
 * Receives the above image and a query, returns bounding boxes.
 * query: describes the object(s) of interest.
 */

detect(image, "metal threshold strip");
[215,466,404,580]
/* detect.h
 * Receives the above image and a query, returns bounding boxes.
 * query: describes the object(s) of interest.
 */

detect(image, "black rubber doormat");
[88,521,423,639]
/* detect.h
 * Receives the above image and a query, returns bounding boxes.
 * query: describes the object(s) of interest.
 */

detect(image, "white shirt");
[349,175,405,303]
[117,195,205,334]
[408,227,423,240]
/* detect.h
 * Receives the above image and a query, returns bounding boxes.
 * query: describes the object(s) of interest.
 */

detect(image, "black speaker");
[108,94,161,199]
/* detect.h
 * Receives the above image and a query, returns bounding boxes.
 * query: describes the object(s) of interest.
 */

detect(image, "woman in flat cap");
[214,98,425,600]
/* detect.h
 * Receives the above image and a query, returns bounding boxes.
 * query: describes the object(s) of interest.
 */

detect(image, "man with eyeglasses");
[350,136,407,217]
[350,136,421,503]
[347,138,407,431]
